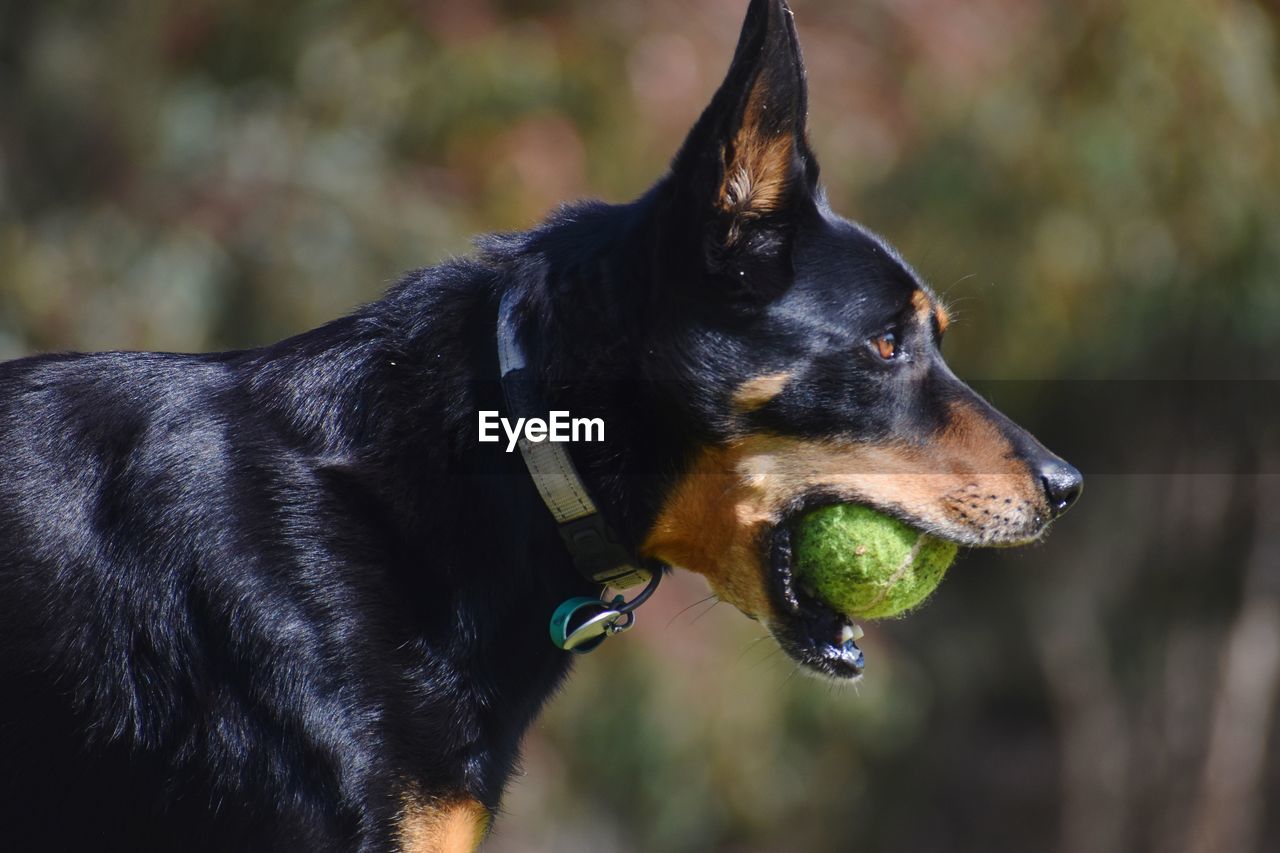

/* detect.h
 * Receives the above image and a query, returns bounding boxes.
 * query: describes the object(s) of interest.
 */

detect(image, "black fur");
[0,1,1079,849]
[0,262,593,849]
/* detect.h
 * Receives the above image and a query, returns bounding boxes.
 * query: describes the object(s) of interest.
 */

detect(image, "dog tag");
[549,597,635,654]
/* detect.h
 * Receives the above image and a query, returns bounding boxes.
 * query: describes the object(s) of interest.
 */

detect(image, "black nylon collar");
[495,291,652,589]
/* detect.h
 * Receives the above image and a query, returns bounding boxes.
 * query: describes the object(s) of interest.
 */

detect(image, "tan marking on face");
[910,289,931,318]
[718,76,796,235]
[911,289,950,336]
[641,402,1044,620]
[935,303,950,334]
[733,371,794,412]
[399,796,490,853]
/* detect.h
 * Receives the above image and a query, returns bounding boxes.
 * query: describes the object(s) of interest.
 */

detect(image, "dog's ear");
[664,0,817,305]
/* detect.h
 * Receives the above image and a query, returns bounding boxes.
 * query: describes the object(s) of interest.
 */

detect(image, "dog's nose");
[1039,459,1083,518]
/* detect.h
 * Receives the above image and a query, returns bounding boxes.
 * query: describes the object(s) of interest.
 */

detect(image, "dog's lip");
[776,490,1052,550]
[763,510,866,680]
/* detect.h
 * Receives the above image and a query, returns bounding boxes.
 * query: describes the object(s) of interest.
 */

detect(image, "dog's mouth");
[761,501,871,681]
[752,486,1053,680]
[758,494,985,680]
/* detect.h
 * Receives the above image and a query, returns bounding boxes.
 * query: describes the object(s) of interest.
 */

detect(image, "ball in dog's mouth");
[765,503,958,680]
[794,503,957,619]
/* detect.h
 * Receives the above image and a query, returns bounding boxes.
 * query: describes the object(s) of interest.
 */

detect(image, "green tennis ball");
[793,504,958,620]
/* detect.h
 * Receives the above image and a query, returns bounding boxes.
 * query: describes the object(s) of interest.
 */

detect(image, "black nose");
[1039,459,1083,518]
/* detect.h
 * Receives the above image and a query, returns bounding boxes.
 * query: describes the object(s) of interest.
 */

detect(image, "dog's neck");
[482,194,697,556]
[234,198,694,805]
[239,259,609,803]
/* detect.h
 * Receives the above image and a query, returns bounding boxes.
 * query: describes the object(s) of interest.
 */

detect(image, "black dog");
[0,1,1080,850]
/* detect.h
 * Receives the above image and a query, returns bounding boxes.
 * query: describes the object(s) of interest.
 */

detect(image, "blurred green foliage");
[2,1,1279,852]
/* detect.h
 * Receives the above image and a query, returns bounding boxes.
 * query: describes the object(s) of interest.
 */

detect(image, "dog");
[0,1,1081,850]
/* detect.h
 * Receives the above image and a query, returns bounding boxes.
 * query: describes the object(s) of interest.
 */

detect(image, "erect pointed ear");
[666,0,817,302]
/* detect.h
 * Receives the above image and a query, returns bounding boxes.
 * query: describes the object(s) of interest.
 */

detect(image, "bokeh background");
[2,1,1278,851]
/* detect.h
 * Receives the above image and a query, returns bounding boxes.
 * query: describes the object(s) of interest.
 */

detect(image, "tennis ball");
[792,504,958,620]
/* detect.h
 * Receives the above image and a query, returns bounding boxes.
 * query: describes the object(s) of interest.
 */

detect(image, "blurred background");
[2,0,1278,851]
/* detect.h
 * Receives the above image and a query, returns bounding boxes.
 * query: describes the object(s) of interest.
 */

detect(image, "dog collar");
[496,290,660,652]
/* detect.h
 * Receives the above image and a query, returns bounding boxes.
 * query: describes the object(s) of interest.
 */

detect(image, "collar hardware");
[549,570,662,653]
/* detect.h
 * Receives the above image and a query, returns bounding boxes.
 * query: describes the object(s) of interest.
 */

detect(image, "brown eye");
[873,332,898,360]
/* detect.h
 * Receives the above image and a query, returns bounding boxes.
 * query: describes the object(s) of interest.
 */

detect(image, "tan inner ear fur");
[717,76,797,239]
[641,402,1044,621]
[398,796,491,853]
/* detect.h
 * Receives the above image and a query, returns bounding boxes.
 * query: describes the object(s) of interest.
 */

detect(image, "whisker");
[687,598,722,626]
[735,634,776,666]
[748,645,785,672]
[942,273,978,296]
[665,593,717,629]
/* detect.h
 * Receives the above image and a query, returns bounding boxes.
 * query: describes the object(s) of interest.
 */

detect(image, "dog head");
[633,0,1082,678]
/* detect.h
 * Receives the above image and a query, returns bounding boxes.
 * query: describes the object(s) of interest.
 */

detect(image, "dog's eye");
[872,332,899,361]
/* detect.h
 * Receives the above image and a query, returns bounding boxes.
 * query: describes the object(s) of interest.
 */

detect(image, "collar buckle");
[558,515,652,589]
